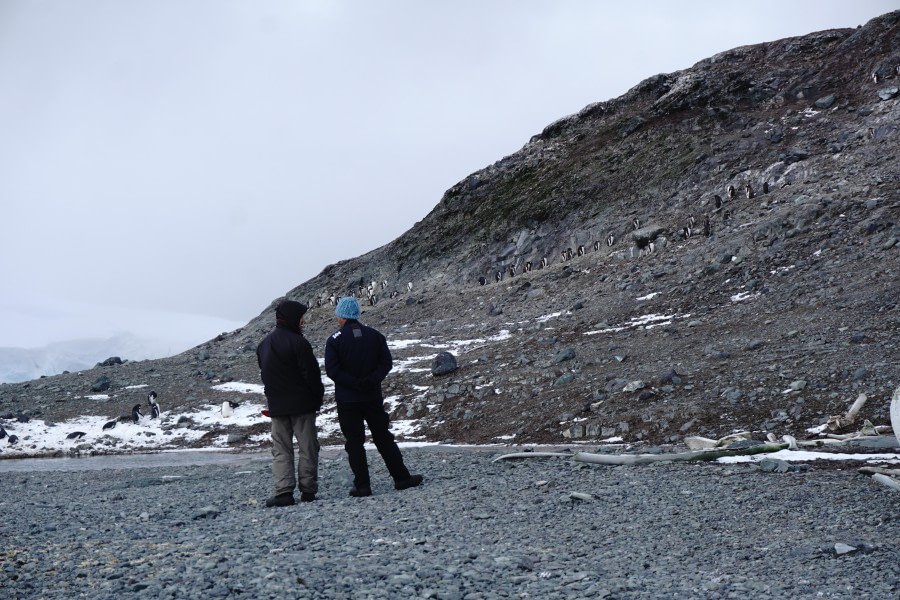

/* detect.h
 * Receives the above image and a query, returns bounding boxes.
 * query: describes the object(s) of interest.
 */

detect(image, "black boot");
[394,474,423,491]
[265,493,295,507]
[349,484,372,497]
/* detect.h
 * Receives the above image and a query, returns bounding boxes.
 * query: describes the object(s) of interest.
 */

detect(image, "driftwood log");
[858,466,900,477]
[684,431,752,450]
[891,384,900,445]
[491,452,573,463]
[573,443,788,466]
[872,473,900,493]
[826,394,867,431]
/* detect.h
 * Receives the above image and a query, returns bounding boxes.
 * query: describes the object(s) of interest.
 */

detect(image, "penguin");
[703,216,711,237]
[727,185,735,199]
[369,295,377,306]
[606,233,615,247]
[381,280,387,290]
[495,270,502,283]
[131,404,143,423]
[508,264,516,278]
[567,248,574,260]
[478,276,486,286]
[577,245,585,257]
[722,210,731,224]
[632,218,641,230]
[147,392,160,419]
[102,419,117,431]
[316,298,323,308]
[7,434,17,445]
[867,127,875,139]
[682,226,692,239]
[0,426,6,440]
[524,261,532,273]
[221,401,233,418]
[745,183,754,199]
[646,241,655,255]
[593,241,601,251]
[539,257,548,269]
[66,431,86,440]
[762,181,769,194]
[873,72,879,84]
[714,195,723,210]
[329,294,336,306]
[688,215,696,228]
[407,282,413,292]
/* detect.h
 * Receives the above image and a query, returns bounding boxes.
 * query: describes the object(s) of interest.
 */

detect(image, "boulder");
[431,352,458,376]
[90,376,111,393]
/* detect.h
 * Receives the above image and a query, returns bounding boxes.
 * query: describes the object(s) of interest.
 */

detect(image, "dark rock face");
[96,357,123,368]
[1,11,898,448]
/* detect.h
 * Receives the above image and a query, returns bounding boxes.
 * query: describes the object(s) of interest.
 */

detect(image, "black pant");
[337,399,410,486]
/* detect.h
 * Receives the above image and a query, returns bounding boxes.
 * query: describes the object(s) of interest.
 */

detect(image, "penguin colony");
[292,175,778,298]
[1,392,164,446]
[475,179,772,285]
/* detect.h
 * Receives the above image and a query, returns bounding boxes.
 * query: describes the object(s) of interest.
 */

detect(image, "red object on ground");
[261,409,270,417]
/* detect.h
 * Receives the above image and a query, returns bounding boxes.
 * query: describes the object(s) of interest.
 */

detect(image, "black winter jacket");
[324,319,392,404]
[256,324,325,416]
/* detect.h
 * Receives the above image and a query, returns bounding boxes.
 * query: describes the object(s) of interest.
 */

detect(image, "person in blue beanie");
[257,299,324,507]
[325,296,422,497]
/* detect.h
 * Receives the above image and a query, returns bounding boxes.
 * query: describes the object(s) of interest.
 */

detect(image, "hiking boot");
[349,484,372,497]
[265,493,295,507]
[394,474,423,491]
[299,492,316,503]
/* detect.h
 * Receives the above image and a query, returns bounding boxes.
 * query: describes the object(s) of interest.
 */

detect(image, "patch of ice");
[212,382,264,395]
[806,423,829,434]
[537,311,564,323]
[718,449,900,464]
[636,292,659,301]
[731,292,760,302]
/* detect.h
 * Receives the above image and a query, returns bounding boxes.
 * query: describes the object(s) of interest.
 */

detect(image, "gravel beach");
[2,446,898,599]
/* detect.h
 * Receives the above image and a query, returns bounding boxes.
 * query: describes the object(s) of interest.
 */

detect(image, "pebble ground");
[2,447,898,599]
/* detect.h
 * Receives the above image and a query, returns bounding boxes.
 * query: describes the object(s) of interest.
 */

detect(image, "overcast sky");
[0,0,894,350]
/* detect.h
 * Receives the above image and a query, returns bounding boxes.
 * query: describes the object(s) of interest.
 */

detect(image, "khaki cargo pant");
[271,412,319,496]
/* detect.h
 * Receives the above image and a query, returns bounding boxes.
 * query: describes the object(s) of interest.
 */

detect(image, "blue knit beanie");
[335,296,360,320]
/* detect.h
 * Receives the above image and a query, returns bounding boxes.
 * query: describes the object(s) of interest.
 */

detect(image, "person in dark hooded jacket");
[257,300,324,507]
[325,296,422,497]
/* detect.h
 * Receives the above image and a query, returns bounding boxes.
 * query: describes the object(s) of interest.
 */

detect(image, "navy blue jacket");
[324,319,392,404]
[257,324,324,416]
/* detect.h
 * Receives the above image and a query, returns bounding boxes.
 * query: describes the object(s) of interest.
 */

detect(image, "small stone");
[554,372,575,386]
[622,380,645,393]
[813,94,836,109]
[789,380,807,391]
[552,348,576,364]
[877,86,898,101]
[759,458,790,473]
[834,543,857,556]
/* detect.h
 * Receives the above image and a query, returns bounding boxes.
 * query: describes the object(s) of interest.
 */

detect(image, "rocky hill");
[2,11,898,454]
